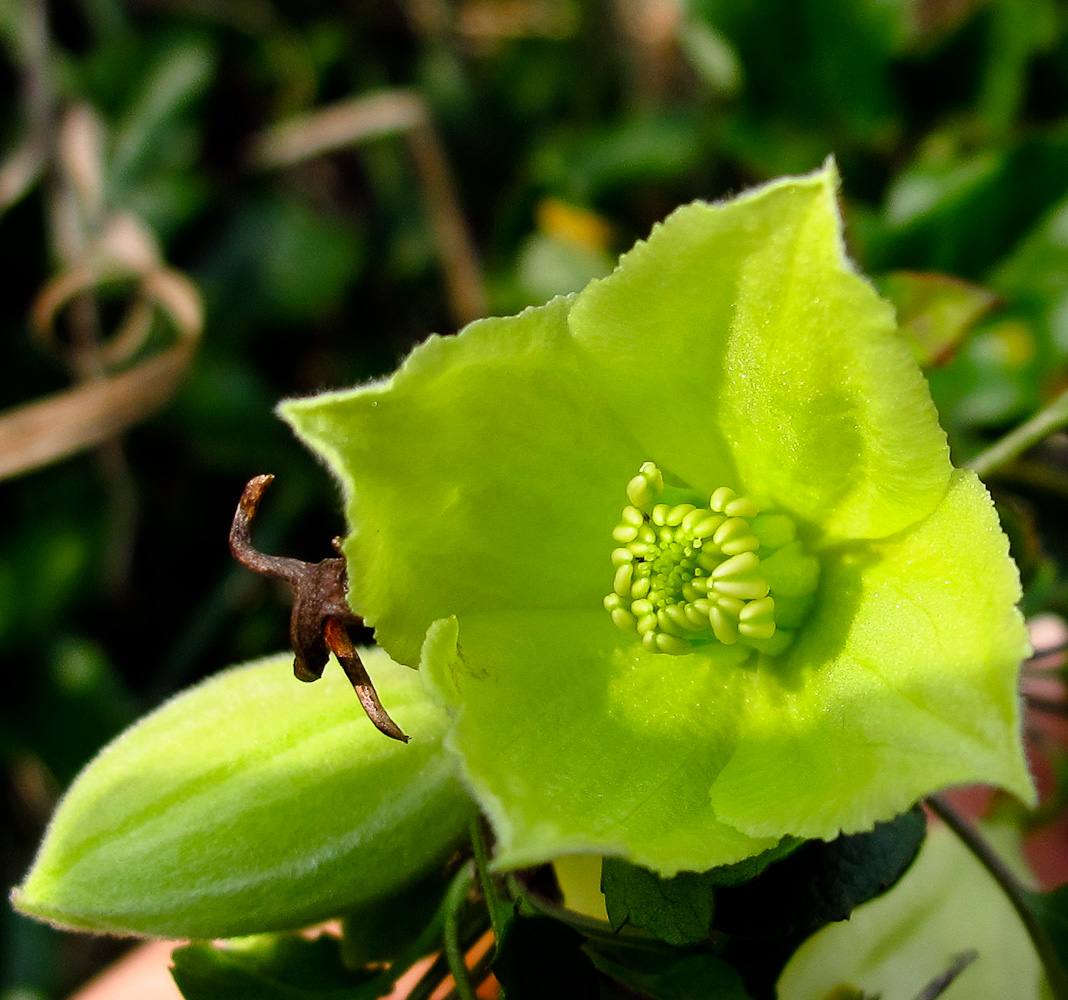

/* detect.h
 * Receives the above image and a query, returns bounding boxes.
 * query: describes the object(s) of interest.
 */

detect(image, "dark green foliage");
[713,806,927,941]
[171,935,379,1000]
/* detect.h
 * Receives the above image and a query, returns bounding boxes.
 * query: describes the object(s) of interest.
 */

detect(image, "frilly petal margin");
[567,163,951,544]
[709,470,1035,839]
[281,296,647,668]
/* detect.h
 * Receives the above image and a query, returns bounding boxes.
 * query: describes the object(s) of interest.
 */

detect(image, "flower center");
[603,462,820,657]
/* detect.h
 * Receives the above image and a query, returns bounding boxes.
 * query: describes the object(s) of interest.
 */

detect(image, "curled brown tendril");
[229,474,409,743]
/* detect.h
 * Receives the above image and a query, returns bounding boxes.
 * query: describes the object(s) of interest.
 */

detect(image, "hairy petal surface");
[421,612,779,876]
[282,297,646,667]
[709,470,1034,838]
[12,651,473,938]
[568,166,951,542]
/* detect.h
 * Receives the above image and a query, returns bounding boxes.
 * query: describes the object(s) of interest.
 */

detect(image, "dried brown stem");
[230,475,409,743]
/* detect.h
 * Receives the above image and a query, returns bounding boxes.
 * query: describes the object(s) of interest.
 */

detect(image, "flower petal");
[281,296,647,666]
[709,470,1035,840]
[567,163,951,541]
[421,611,779,876]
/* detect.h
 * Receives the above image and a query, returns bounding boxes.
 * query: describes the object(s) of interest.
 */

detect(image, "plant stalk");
[926,794,1068,999]
[968,385,1068,477]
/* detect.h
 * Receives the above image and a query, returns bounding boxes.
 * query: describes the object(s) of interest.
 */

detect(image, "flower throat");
[603,463,820,657]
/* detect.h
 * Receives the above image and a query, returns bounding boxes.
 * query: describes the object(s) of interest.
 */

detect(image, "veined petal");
[568,163,951,542]
[421,611,779,876]
[282,296,647,666]
[709,470,1034,840]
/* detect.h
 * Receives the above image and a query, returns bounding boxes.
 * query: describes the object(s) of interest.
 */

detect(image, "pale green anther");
[685,604,708,627]
[740,596,775,623]
[606,463,818,659]
[710,487,737,512]
[710,606,739,645]
[667,503,696,526]
[725,497,762,519]
[627,462,663,509]
[657,609,688,638]
[713,577,770,600]
[692,515,724,539]
[713,551,760,580]
[719,534,760,556]
[664,604,693,631]
[738,621,776,640]
[655,633,691,655]
[713,517,749,546]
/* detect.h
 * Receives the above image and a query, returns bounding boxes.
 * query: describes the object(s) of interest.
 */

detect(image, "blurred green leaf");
[879,270,999,367]
[198,196,363,326]
[339,870,448,968]
[778,821,1045,1000]
[171,934,377,1000]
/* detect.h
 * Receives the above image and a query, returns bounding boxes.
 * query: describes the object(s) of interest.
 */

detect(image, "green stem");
[470,818,508,945]
[441,946,496,1000]
[926,795,1068,999]
[968,385,1068,477]
[443,869,479,1000]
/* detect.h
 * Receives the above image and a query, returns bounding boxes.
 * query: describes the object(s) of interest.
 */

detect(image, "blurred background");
[4,0,1068,995]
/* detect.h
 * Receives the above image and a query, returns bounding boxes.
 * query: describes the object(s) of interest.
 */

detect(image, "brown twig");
[229,475,409,743]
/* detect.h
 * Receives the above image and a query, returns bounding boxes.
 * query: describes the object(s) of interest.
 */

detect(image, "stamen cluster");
[603,462,818,657]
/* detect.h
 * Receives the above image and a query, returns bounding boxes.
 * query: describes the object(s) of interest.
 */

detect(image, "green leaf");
[778,821,1046,1000]
[600,859,716,945]
[586,949,751,1000]
[879,271,1000,368]
[339,870,448,968]
[712,806,926,940]
[12,651,474,938]
[170,934,378,1000]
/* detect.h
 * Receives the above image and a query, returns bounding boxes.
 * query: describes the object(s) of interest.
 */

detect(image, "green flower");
[283,164,1034,876]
